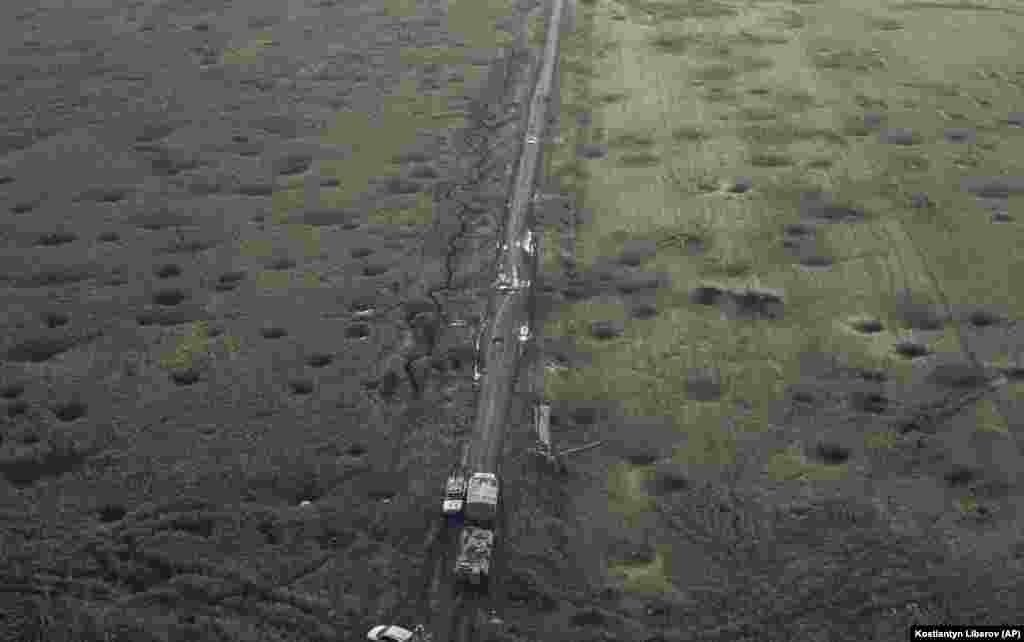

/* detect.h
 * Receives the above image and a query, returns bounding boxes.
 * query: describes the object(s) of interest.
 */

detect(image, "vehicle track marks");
[889,220,1014,427]
[376,26,539,642]
[449,0,569,638]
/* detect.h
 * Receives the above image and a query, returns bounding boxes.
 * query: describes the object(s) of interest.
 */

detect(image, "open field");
[529,0,1024,636]
[3,0,1024,640]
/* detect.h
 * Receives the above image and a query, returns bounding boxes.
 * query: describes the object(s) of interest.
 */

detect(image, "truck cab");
[442,473,467,516]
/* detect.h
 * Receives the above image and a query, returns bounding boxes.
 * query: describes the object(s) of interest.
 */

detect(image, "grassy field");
[543,0,1024,597]
[151,0,529,396]
[212,0,523,298]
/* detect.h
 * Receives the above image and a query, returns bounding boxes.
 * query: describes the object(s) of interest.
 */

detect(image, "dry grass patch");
[649,31,698,54]
[671,125,710,142]
[220,32,277,66]
[543,0,1024,610]
[367,192,435,226]
[158,321,241,372]
[694,63,738,82]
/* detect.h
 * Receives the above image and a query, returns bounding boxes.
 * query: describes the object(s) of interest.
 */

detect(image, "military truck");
[455,472,500,588]
[455,526,494,587]
[463,472,499,524]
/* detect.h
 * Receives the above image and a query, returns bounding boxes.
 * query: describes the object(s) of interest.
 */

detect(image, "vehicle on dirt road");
[463,472,499,525]
[455,472,500,587]
[455,525,494,588]
[442,473,467,516]
[367,624,428,642]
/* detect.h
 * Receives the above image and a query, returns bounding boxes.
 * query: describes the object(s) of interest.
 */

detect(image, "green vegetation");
[597,91,629,104]
[749,150,794,167]
[704,86,739,103]
[254,269,322,290]
[285,224,325,258]
[693,63,738,81]
[367,192,435,226]
[271,188,305,224]
[318,79,448,208]
[735,29,790,46]
[545,0,1024,602]
[738,105,780,121]
[970,399,1010,434]
[810,44,887,72]
[739,121,846,146]
[775,88,817,111]
[618,151,660,167]
[608,547,674,594]
[158,321,241,371]
[607,462,655,524]
[231,0,527,295]
[617,0,737,21]
[540,227,561,275]
[220,32,277,66]
[220,0,524,305]
[870,17,905,31]
[608,131,656,148]
[864,427,898,451]
[649,31,697,54]
[552,159,590,181]
[251,0,516,249]
[776,9,807,29]
[671,125,710,142]
[954,494,982,518]
[399,46,472,68]
[239,238,274,259]
[446,0,517,51]
[895,1,1024,15]
[736,55,774,72]
[765,444,849,482]
[382,0,420,18]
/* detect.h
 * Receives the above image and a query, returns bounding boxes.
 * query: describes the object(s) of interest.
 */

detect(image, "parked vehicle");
[366,624,418,642]
[455,526,494,587]
[442,473,467,516]
[455,472,500,588]
[464,472,499,526]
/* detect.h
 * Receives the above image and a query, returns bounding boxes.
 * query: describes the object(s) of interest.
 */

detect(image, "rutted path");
[377,15,543,636]
[380,0,572,638]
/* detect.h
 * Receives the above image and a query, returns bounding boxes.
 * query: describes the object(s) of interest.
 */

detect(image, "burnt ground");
[0,0,545,640]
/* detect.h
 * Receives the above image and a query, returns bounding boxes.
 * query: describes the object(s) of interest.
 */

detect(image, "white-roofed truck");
[455,472,499,589]
[463,472,499,524]
[366,624,420,642]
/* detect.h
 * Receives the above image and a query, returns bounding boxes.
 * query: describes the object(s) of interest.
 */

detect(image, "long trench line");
[446,0,569,639]
[368,0,570,637]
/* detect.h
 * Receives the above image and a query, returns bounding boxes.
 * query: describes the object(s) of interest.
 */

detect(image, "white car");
[442,474,467,516]
[442,498,464,515]
[366,625,417,642]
